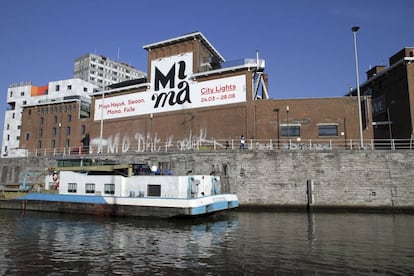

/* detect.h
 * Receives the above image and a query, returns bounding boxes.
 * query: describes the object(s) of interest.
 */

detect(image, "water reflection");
[0,210,413,275]
[0,211,240,275]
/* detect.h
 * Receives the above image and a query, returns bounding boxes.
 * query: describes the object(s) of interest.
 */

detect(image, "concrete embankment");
[1,150,413,211]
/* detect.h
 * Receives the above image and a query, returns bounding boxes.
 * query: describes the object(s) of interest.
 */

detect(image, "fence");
[5,138,414,158]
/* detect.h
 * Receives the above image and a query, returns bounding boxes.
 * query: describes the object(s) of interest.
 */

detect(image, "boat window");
[104,184,115,195]
[147,184,161,197]
[85,183,95,194]
[68,183,77,193]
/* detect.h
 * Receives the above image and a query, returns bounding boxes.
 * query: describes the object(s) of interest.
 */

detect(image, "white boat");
[16,158,239,218]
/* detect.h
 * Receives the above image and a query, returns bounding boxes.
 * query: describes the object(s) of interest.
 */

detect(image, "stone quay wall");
[1,150,413,211]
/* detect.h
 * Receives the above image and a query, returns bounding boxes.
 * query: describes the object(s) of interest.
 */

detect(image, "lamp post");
[387,100,396,149]
[273,108,280,149]
[99,87,105,154]
[286,105,290,139]
[149,113,153,151]
[352,26,364,148]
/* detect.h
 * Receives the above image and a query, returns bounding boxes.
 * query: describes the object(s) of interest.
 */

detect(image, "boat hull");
[8,193,239,218]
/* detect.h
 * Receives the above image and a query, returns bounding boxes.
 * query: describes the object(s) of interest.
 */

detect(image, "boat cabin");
[46,158,221,200]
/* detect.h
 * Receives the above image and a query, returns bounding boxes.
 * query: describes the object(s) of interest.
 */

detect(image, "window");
[39,129,43,137]
[54,116,58,123]
[66,127,71,135]
[147,184,161,197]
[104,184,115,195]
[20,91,24,96]
[25,133,30,140]
[16,136,20,141]
[67,85,72,90]
[28,109,32,115]
[51,140,55,148]
[83,87,88,92]
[52,127,57,136]
[281,125,300,137]
[17,125,21,130]
[6,124,9,130]
[67,114,72,122]
[55,85,60,91]
[66,139,70,147]
[68,183,77,193]
[40,117,44,125]
[81,125,86,135]
[318,124,338,137]
[37,140,42,149]
[85,183,95,194]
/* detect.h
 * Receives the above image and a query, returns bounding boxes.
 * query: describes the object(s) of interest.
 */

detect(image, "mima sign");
[94,52,246,121]
[151,53,193,109]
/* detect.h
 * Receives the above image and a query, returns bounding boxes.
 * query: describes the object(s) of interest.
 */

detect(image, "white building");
[2,79,97,157]
[73,53,146,90]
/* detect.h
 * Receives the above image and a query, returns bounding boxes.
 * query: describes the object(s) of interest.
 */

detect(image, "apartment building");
[73,53,147,90]
[2,79,97,157]
[348,47,414,148]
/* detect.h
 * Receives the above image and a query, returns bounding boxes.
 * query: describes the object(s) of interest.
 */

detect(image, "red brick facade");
[19,32,375,153]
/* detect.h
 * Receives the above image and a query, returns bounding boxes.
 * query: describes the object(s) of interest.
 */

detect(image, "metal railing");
[5,138,414,158]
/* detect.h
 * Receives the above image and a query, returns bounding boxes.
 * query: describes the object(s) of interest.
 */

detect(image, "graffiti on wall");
[89,128,225,153]
[87,129,333,154]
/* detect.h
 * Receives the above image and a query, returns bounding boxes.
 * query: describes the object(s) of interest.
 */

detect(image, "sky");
[0,0,413,138]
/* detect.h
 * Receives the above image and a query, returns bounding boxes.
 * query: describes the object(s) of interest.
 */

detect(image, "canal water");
[0,209,413,275]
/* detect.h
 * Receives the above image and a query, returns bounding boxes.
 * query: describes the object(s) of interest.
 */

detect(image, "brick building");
[348,47,414,148]
[11,32,380,156]
[86,32,372,154]
[3,79,96,157]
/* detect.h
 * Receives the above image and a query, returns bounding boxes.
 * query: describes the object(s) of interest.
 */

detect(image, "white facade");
[2,79,97,158]
[73,53,146,90]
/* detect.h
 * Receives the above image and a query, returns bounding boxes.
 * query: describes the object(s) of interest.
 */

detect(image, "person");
[240,135,245,149]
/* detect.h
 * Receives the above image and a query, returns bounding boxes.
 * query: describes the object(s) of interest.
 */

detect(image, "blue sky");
[0,0,413,137]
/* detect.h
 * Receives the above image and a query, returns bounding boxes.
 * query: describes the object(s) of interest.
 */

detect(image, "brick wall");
[1,150,413,210]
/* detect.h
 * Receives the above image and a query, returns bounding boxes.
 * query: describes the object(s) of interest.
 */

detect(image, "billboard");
[94,52,246,121]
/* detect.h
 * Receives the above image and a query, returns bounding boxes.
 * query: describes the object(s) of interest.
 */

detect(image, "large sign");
[94,52,246,121]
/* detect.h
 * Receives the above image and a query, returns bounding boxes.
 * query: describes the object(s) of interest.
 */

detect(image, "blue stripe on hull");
[17,194,240,217]
[190,200,239,216]
[228,200,240,208]
[190,205,207,215]
[207,201,229,213]
[18,193,107,204]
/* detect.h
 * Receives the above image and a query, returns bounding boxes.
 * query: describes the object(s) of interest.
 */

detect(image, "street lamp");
[273,108,280,149]
[286,105,290,139]
[387,100,396,149]
[352,26,364,148]
[99,90,104,154]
